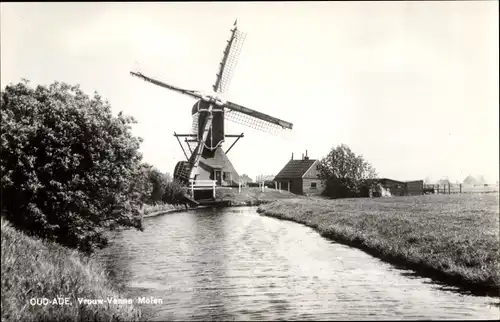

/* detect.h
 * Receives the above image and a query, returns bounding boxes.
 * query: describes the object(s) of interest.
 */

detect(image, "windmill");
[131,19,293,190]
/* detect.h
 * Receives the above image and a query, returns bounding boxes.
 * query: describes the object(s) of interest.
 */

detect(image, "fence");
[424,183,499,194]
[189,179,216,198]
[238,181,266,193]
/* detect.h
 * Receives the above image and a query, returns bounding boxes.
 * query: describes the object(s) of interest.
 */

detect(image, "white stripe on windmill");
[131,19,293,188]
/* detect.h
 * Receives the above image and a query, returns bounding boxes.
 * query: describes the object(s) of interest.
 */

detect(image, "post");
[279,181,281,193]
[213,180,216,198]
[288,180,290,192]
[448,183,451,194]
[191,180,194,197]
[238,181,241,194]
[460,183,462,194]
[275,181,277,190]
[437,184,439,194]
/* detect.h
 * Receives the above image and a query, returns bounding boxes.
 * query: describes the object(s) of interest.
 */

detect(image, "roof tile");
[274,159,317,179]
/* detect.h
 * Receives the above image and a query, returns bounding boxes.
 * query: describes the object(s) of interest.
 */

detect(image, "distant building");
[256,174,275,182]
[273,151,324,196]
[239,174,253,186]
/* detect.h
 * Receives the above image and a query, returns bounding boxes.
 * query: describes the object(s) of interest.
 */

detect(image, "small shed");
[364,178,423,196]
[405,180,424,195]
[274,151,324,196]
[377,178,407,196]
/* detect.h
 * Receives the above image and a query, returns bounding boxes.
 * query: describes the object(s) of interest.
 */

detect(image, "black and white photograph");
[1,1,499,321]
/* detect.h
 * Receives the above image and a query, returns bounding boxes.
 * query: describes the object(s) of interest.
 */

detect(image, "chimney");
[302,153,304,160]
[304,150,309,160]
[291,152,294,160]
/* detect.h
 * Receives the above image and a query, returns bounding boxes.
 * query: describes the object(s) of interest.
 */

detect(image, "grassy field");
[1,217,143,322]
[257,193,499,296]
[215,186,303,206]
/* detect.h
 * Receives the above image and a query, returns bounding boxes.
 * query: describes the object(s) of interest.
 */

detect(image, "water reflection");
[98,207,499,321]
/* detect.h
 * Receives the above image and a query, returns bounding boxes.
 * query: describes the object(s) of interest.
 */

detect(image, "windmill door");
[214,170,222,185]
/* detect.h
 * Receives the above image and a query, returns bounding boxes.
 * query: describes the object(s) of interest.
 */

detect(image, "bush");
[1,80,145,253]
[324,177,360,199]
[264,180,275,188]
[162,180,186,204]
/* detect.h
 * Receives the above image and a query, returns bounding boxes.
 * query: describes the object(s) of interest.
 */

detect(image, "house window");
[311,182,317,188]
[397,185,402,188]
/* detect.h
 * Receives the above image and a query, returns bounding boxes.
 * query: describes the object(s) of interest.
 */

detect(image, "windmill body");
[131,20,293,193]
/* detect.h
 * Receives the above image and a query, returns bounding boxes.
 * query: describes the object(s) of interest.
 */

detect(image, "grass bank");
[142,203,187,218]
[1,217,143,322]
[257,193,499,296]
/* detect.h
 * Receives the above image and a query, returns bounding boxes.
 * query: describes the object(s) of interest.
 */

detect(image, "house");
[239,174,253,186]
[192,147,240,186]
[274,151,324,196]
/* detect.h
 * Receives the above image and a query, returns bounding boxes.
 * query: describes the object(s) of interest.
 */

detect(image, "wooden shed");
[364,178,423,196]
[274,151,324,196]
[405,180,424,195]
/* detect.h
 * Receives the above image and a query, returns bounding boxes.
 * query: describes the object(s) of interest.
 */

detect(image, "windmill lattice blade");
[225,101,293,130]
[213,27,247,94]
[130,71,202,100]
[225,109,288,136]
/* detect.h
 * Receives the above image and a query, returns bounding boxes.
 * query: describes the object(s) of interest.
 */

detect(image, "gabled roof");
[274,159,317,180]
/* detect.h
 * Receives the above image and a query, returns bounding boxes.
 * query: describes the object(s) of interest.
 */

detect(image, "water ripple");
[97,206,499,321]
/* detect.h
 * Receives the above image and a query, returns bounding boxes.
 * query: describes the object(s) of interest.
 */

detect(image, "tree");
[132,162,154,205]
[145,167,185,205]
[317,144,377,198]
[148,167,167,203]
[161,179,186,205]
[1,80,146,253]
[438,177,450,186]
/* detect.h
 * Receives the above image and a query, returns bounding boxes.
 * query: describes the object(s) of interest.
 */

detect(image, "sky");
[1,1,498,183]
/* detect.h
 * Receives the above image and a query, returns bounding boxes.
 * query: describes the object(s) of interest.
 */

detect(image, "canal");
[98,206,499,321]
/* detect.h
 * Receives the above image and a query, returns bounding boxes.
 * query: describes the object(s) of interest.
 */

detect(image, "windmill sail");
[225,101,293,135]
[213,20,247,94]
[130,71,202,100]
[131,19,294,192]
